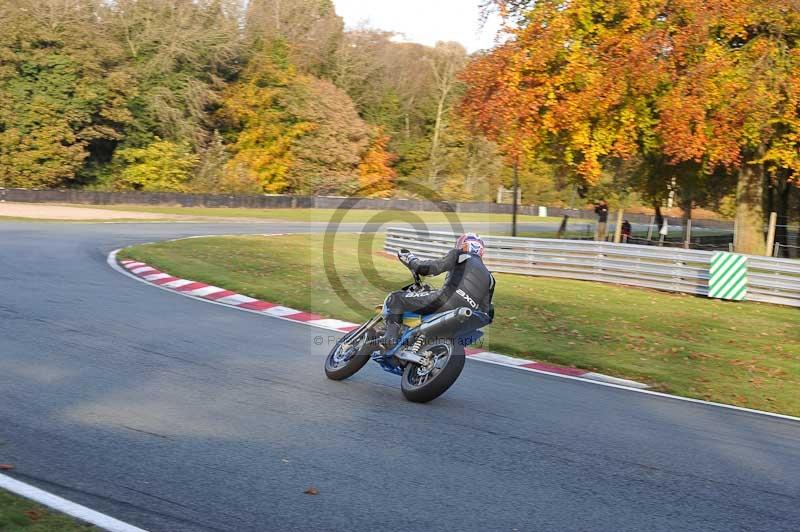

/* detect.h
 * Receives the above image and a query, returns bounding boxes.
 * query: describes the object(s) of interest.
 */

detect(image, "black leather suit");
[386,249,495,321]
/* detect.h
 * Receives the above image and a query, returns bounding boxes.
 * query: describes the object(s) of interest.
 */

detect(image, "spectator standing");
[594,200,609,241]
[621,219,632,243]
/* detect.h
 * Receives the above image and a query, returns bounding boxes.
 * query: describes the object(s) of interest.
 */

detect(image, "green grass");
[120,234,800,416]
[73,204,575,224]
[0,489,94,531]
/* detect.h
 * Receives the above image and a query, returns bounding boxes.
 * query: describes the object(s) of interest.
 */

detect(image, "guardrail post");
[765,211,777,257]
[773,242,781,258]
[511,161,519,237]
[646,216,655,241]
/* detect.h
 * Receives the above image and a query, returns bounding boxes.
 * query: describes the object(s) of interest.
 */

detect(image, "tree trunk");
[734,154,766,255]
[404,96,414,139]
[790,180,800,258]
[680,193,692,244]
[773,170,791,257]
[654,203,664,230]
[428,91,447,184]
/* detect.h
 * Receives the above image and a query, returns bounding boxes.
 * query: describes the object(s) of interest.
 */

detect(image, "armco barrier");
[384,227,800,308]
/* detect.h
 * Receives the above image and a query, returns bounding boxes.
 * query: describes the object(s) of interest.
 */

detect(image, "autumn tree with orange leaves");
[464,0,800,254]
[358,130,396,197]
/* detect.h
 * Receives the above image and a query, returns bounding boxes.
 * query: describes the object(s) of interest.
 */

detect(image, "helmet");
[456,233,485,257]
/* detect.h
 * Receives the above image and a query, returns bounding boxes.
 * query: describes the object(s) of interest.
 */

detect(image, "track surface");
[0,221,798,532]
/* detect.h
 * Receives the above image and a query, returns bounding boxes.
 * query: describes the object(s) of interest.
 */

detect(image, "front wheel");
[401,340,465,403]
[324,327,376,381]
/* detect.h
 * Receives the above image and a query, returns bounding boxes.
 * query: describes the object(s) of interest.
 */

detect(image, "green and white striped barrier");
[708,252,748,301]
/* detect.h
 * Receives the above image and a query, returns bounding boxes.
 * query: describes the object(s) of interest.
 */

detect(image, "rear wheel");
[401,340,465,403]
[324,327,376,380]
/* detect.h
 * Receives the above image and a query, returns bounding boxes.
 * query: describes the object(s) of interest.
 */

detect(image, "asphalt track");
[1,221,799,532]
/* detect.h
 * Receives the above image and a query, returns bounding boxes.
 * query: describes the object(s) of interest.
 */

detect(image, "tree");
[644,0,800,253]
[426,42,468,185]
[284,75,371,195]
[245,0,343,77]
[358,129,396,197]
[220,39,370,195]
[114,139,198,191]
[0,0,132,188]
[219,44,313,193]
[467,0,800,253]
[191,130,230,192]
[435,120,504,201]
[105,0,242,150]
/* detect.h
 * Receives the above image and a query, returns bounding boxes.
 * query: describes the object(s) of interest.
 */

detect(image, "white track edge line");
[107,249,800,424]
[0,473,148,532]
[465,356,800,422]
[108,250,346,334]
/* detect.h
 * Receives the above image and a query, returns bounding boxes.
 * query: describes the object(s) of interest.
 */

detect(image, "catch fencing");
[384,227,800,308]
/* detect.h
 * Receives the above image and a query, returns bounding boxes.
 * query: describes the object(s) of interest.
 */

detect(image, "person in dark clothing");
[594,200,609,241]
[381,233,495,347]
[621,219,632,243]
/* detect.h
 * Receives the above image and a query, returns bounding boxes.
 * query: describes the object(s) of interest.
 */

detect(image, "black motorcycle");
[324,251,493,402]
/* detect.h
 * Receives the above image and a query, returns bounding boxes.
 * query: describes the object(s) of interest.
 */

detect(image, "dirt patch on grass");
[0,202,181,220]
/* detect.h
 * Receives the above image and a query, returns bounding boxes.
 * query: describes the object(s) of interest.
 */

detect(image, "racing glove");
[397,248,418,269]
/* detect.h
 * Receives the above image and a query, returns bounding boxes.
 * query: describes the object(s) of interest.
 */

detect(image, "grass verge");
[0,488,94,531]
[120,234,800,416]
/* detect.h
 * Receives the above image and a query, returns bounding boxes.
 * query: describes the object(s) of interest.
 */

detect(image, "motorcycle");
[324,250,493,403]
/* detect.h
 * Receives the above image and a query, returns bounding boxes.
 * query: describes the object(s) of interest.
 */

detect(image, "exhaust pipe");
[416,307,473,338]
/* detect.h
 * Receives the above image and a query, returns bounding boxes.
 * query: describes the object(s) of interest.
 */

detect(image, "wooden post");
[683,219,692,249]
[613,209,624,243]
[765,211,777,257]
[511,161,519,237]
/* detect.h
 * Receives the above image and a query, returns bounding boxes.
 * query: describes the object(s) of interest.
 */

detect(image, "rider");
[381,233,495,347]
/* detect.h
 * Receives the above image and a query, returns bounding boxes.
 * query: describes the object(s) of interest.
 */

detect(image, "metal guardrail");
[384,227,800,308]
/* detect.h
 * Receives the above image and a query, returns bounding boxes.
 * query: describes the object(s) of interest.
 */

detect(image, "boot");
[379,314,402,349]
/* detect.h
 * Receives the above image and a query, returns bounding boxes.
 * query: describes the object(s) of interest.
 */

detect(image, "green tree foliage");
[114,139,198,192]
[0,0,569,206]
[105,0,242,150]
[191,130,230,193]
[245,0,343,77]
[0,0,132,188]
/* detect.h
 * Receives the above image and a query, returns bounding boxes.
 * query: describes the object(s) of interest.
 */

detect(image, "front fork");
[341,314,383,351]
